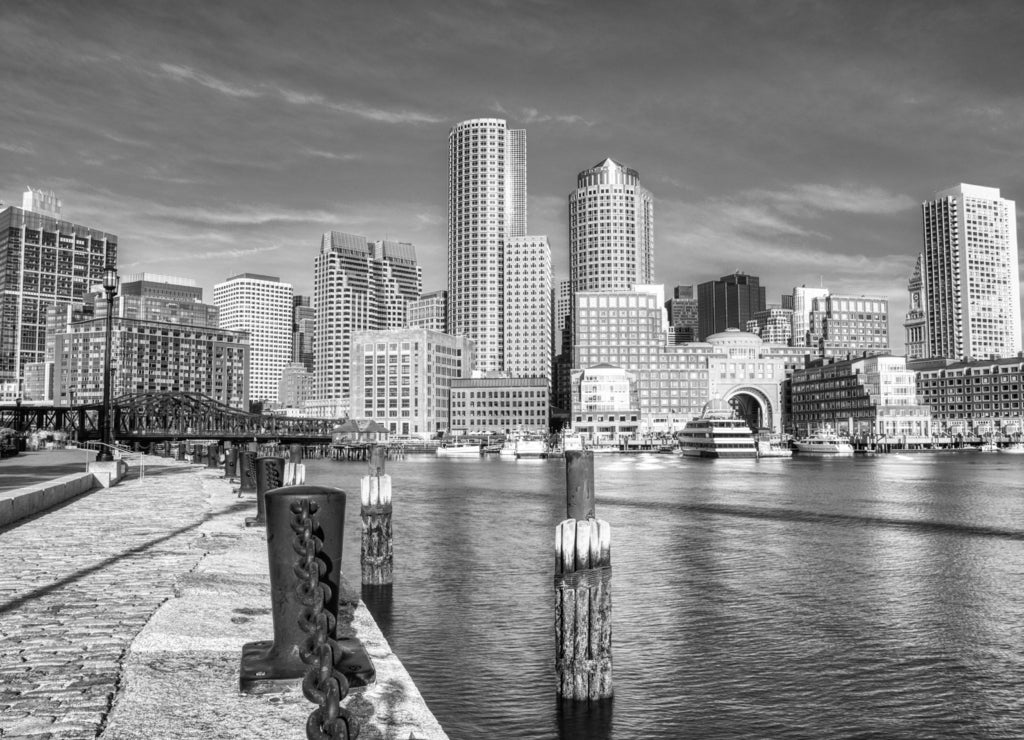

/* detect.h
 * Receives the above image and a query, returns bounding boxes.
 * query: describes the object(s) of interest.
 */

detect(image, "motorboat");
[515,438,549,459]
[793,428,854,455]
[999,442,1024,454]
[756,433,793,459]
[435,440,482,457]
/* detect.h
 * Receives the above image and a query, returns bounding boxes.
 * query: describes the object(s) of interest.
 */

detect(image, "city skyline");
[4,2,1024,354]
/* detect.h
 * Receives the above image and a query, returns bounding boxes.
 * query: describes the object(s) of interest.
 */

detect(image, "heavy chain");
[291,499,357,740]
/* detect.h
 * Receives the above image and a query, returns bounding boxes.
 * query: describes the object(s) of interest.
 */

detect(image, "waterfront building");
[314,232,422,414]
[504,235,552,382]
[407,290,447,333]
[54,318,249,408]
[807,293,890,357]
[746,307,793,345]
[94,274,219,328]
[350,328,474,436]
[293,295,315,372]
[449,375,549,435]
[790,285,829,347]
[573,289,791,434]
[697,272,766,340]
[0,190,117,393]
[666,285,698,343]
[788,355,931,440]
[911,355,1024,439]
[278,361,315,409]
[569,158,654,296]
[569,365,639,442]
[447,118,526,372]
[910,184,1021,361]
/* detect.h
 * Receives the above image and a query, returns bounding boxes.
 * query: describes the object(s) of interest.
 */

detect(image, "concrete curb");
[0,472,98,529]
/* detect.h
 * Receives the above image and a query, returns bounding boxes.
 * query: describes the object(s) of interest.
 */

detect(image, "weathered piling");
[555,450,612,700]
[360,445,393,585]
[284,443,306,486]
[206,443,220,469]
[224,446,238,480]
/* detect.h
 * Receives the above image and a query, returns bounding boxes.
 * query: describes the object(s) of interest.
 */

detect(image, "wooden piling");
[555,449,611,700]
[360,445,393,585]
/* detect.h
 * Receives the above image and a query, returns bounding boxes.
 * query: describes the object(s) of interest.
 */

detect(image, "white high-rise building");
[790,285,829,347]
[213,273,293,406]
[447,118,527,372]
[569,158,654,295]
[914,184,1021,361]
[504,235,552,380]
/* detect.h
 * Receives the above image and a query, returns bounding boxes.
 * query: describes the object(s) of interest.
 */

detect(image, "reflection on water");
[309,452,1024,740]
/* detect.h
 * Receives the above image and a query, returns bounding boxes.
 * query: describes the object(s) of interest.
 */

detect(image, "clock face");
[912,293,920,307]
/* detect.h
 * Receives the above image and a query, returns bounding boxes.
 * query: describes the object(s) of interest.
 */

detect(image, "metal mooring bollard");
[246,457,284,528]
[238,450,257,494]
[361,445,393,585]
[176,442,186,461]
[555,450,612,701]
[284,443,306,486]
[239,486,375,704]
[224,447,238,479]
[206,443,220,469]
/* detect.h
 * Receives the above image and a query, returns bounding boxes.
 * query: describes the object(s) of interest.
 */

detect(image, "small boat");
[515,438,549,459]
[587,443,621,454]
[435,441,482,457]
[756,433,792,459]
[999,442,1024,454]
[793,428,854,456]
[498,440,518,459]
[678,404,756,459]
[976,441,999,453]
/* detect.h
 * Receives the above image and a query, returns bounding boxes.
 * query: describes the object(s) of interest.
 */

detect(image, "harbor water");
[307,452,1024,740]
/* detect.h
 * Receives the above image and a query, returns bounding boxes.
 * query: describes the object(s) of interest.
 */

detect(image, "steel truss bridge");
[0,392,338,445]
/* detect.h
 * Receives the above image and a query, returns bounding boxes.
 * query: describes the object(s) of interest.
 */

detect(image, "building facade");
[0,192,117,393]
[912,356,1024,439]
[904,256,928,361]
[746,307,793,345]
[350,328,473,436]
[314,232,422,412]
[666,285,698,343]
[278,361,315,409]
[213,273,293,406]
[569,364,640,442]
[447,118,526,372]
[807,293,890,356]
[788,355,931,440]
[790,285,829,347]
[54,318,249,408]
[697,272,766,340]
[293,295,315,372]
[913,183,1021,361]
[504,235,552,381]
[449,376,549,435]
[407,289,447,333]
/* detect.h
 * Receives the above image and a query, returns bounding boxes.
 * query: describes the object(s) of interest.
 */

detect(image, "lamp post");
[96,266,119,462]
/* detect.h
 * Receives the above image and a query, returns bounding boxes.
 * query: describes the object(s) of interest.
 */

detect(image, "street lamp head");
[103,266,119,294]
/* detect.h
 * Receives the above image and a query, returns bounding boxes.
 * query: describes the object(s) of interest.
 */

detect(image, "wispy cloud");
[277,87,443,124]
[0,142,35,155]
[149,204,342,227]
[301,148,362,161]
[158,63,260,98]
[749,184,918,217]
[136,244,281,265]
[492,102,594,126]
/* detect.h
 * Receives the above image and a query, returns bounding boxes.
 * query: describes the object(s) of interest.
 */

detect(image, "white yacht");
[678,406,756,459]
[435,440,482,457]
[793,428,854,455]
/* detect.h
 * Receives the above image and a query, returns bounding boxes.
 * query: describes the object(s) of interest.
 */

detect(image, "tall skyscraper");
[569,158,654,295]
[0,190,117,396]
[666,285,698,343]
[790,285,829,347]
[213,273,293,405]
[447,118,527,372]
[904,256,928,361]
[911,184,1021,360]
[314,232,422,411]
[697,272,766,340]
[504,235,552,379]
[292,295,315,372]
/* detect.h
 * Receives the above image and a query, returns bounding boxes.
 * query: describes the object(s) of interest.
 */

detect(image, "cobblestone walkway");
[0,459,223,739]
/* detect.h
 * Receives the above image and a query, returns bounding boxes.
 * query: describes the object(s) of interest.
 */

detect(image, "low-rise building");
[789,354,931,441]
[911,355,1024,439]
[449,376,549,435]
[570,364,639,442]
[350,328,474,436]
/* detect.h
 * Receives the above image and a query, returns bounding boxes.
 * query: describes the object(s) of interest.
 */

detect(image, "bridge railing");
[75,441,146,480]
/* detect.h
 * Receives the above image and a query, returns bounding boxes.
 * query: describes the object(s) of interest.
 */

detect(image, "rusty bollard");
[246,457,284,528]
[361,445,393,585]
[224,447,238,479]
[238,450,257,494]
[239,486,375,695]
[207,443,220,469]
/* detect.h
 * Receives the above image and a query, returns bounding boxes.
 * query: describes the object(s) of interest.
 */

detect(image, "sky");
[4,1,1024,353]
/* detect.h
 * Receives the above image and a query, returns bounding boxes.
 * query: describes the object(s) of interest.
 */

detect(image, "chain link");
[291,499,357,740]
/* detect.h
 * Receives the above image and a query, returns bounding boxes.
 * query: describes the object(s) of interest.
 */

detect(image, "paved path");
[0,450,94,495]
[0,456,216,739]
